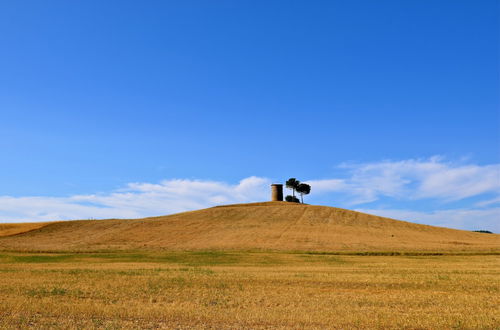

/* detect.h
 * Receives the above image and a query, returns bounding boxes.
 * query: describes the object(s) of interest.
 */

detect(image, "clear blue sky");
[1,1,499,231]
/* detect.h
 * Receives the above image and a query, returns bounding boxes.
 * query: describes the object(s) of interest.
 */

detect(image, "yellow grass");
[0,251,498,329]
[1,203,498,328]
[0,222,53,237]
[0,202,498,252]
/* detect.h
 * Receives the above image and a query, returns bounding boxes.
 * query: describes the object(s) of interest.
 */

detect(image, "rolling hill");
[0,202,498,252]
[0,222,55,238]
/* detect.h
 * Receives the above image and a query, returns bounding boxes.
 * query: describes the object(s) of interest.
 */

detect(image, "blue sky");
[1,1,499,231]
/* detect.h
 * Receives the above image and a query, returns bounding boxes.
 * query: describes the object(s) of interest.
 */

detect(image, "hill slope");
[0,202,498,252]
[0,222,54,238]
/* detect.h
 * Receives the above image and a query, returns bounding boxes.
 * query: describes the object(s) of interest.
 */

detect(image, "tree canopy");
[296,183,311,203]
[285,178,311,203]
[285,178,300,198]
[285,195,300,203]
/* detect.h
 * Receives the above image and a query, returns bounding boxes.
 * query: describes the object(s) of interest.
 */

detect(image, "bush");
[285,195,300,203]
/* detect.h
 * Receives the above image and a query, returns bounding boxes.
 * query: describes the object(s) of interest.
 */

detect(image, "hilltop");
[0,202,498,252]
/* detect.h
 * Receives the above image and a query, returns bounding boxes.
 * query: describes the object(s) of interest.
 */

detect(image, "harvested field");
[0,222,54,238]
[0,251,498,329]
[1,202,498,328]
[0,202,498,252]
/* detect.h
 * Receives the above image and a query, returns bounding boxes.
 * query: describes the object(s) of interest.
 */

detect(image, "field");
[0,222,55,238]
[0,251,498,329]
[1,203,498,252]
[1,203,498,328]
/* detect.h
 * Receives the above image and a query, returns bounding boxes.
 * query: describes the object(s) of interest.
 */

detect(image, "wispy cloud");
[307,156,500,205]
[0,157,498,232]
[0,176,270,222]
[475,196,500,207]
[356,207,500,233]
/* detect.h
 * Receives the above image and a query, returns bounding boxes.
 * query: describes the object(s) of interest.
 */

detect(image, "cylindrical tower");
[271,184,283,201]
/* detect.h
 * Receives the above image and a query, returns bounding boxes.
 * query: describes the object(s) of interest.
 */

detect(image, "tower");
[271,184,283,201]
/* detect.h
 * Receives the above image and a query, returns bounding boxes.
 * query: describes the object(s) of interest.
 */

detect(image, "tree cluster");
[285,178,311,203]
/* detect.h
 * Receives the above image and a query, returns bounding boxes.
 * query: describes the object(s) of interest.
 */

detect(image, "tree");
[285,195,300,203]
[296,183,311,203]
[285,178,300,199]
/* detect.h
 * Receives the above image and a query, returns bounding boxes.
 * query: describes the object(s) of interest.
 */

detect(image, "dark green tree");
[285,195,300,203]
[296,183,311,203]
[285,178,300,199]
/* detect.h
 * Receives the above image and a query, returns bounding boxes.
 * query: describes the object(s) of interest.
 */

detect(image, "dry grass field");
[1,202,498,328]
[0,202,498,252]
[0,251,498,329]
[0,222,55,238]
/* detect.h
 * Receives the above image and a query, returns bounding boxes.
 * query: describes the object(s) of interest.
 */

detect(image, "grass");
[1,202,498,252]
[0,202,498,328]
[0,251,498,329]
[0,222,54,237]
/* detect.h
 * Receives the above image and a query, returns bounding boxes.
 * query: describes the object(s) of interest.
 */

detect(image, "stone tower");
[271,184,283,201]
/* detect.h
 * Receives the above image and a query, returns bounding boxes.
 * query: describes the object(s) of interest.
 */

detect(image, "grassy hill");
[0,202,498,252]
[0,222,55,238]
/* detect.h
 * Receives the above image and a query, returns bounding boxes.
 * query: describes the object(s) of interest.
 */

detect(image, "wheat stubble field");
[0,252,498,329]
[0,203,499,329]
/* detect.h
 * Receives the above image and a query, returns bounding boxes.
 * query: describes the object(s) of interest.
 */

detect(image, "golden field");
[0,222,55,238]
[0,251,498,329]
[0,202,498,252]
[0,202,498,328]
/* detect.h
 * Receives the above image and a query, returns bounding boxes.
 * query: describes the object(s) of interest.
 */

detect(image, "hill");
[0,202,498,252]
[0,222,54,238]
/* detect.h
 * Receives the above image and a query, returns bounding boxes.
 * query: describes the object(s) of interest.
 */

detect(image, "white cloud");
[0,176,271,223]
[356,207,500,233]
[308,157,500,205]
[475,196,500,207]
[0,157,498,232]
